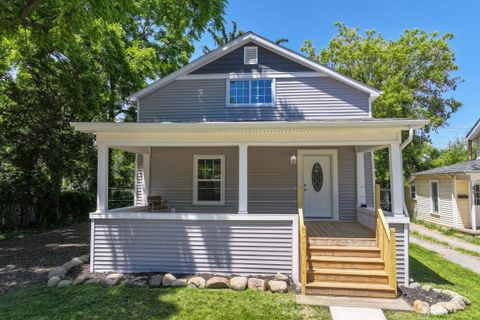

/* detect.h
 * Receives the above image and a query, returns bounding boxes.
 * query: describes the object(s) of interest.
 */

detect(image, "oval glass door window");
[312,162,323,192]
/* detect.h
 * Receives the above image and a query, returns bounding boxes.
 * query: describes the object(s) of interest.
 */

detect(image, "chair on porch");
[147,196,170,212]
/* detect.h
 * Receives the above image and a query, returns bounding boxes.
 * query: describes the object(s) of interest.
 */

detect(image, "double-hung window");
[410,184,416,199]
[193,155,225,205]
[228,79,274,106]
[430,181,439,213]
[474,184,480,205]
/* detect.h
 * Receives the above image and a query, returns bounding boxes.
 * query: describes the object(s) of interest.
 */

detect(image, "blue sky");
[193,0,479,148]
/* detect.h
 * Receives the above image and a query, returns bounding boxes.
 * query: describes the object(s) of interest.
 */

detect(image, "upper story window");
[228,79,274,106]
[243,46,258,64]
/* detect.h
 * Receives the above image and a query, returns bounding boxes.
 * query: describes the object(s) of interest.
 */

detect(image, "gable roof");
[128,32,381,101]
[466,119,480,141]
[413,159,480,176]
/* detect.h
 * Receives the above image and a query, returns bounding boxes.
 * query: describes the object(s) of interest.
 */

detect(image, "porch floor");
[305,221,375,238]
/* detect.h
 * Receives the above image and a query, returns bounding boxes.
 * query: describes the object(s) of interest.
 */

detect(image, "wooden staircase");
[304,237,396,298]
[297,185,398,299]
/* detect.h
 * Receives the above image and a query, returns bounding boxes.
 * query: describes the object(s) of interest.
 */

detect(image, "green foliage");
[431,138,469,167]
[0,0,226,227]
[302,23,462,183]
[0,286,330,320]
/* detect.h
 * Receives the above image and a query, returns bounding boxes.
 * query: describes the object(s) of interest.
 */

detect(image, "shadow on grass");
[410,255,453,286]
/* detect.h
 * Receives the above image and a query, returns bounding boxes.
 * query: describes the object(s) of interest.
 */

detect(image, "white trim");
[429,180,440,214]
[127,32,381,101]
[452,175,458,228]
[192,155,225,206]
[297,149,339,220]
[466,119,480,141]
[226,78,275,107]
[96,144,109,213]
[472,182,478,231]
[385,215,410,224]
[72,119,430,134]
[404,223,410,286]
[90,219,95,272]
[143,151,151,205]
[356,152,366,206]
[238,144,248,214]
[243,46,258,64]
[178,72,327,80]
[90,211,297,221]
[389,143,404,216]
[291,216,299,285]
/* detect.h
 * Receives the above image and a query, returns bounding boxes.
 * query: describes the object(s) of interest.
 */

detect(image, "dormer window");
[244,46,258,64]
[227,79,274,106]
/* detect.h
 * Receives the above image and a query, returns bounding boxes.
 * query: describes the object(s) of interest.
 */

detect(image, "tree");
[301,23,462,182]
[431,138,468,168]
[203,20,288,53]
[0,0,226,226]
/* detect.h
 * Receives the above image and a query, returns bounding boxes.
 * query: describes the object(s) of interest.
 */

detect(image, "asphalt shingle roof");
[413,159,480,176]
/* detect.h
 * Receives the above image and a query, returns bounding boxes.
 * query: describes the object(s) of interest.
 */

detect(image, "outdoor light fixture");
[289,153,297,166]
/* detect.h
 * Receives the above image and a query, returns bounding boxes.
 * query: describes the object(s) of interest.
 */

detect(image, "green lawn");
[411,230,480,258]
[0,285,330,320]
[386,243,480,319]
[413,219,480,247]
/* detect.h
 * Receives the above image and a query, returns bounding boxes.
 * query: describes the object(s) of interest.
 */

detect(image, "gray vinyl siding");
[149,146,357,219]
[364,152,374,207]
[414,177,454,227]
[192,43,314,74]
[92,219,294,275]
[139,77,370,122]
[390,222,408,286]
[149,147,239,213]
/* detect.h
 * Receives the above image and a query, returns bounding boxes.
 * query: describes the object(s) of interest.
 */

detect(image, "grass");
[0,285,331,320]
[385,243,480,319]
[410,230,480,258]
[413,219,480,246]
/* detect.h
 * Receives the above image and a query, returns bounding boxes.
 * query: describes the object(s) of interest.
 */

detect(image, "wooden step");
[307,268,389,284]
[308,245,381,258]
[308,256,384,270]
[305,281,396,298]
[308,237,377,247]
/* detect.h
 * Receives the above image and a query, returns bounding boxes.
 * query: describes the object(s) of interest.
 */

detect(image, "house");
[409,120,480,232]
[72,32,427,298]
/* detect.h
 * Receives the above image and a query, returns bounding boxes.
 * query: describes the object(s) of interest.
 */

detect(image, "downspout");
[400,126,414,217]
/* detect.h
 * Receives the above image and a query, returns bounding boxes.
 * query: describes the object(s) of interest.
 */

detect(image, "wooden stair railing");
[298,186,307,295]
[375,185,397,296]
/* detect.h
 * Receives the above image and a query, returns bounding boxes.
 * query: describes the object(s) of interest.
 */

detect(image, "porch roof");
[72,118,428,134]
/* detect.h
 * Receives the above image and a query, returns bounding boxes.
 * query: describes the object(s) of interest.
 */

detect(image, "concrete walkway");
[330,307,386,320]
[410,237,480,274]
[411,223,480,254]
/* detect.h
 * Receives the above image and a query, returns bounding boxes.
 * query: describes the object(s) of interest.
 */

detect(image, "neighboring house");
[409,120,480,232]
[72,32,427,297]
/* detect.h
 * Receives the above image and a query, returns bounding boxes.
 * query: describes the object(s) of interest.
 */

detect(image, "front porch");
[306,221,375,239]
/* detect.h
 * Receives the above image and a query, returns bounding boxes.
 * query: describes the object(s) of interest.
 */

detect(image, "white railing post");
[389,143,404,216]
[97,143,109,213]
[238,144,248,214]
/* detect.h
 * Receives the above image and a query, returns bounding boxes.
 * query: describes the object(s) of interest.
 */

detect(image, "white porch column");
[142,151,151,205]
[97,143,109,213]
[356,152,366,207]
[238,144,248,214]
[389,142,404,216]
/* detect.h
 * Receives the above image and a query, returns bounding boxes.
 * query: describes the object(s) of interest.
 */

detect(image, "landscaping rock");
[73,274,90,285]
[421,285,432,292]
[443,289,458,298]
[458,295,471,305]
[187,276,206,289]
[247,278,266,291]
[48,266,67,278]
[70,257,84,267]
[268,280,288,293]
[413,300,430,314]
[79,254,90,263]
[206,276,229,289]
[85,278,102,284]
[48,276,62,287]
[171,279,187,287]
[430,304,448,315]
[104,273,123,286]
[449,296,466,311]
[149,275,163,287]
[62,261,75,271]
[229,276,248,291]
[274,272,289,281]
[432,288,442,294]
[409,282,421,289]
[128,277,148,287]
[162,273,176,287]
[57,280,72,287]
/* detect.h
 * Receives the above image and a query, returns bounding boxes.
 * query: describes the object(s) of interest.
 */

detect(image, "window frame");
[243,46,258,65]
[410,184,416,199]
[430,180,440,213]
[192,155,225,206]
[474,183,480,206]
[226,78,275,107]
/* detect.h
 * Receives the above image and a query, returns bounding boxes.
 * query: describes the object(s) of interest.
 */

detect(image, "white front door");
[303,155,332,218]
